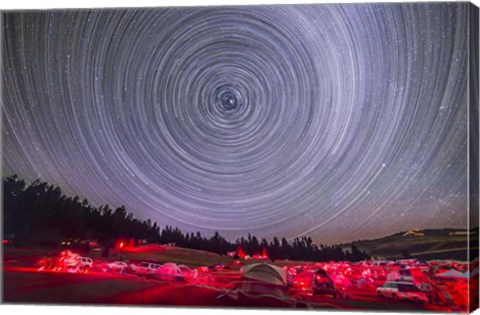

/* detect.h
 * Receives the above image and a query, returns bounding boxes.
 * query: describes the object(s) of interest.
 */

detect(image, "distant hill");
[342,228,478,261]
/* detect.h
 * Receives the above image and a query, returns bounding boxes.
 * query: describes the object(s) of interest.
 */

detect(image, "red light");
[119,242,124,248]
[2,240,9,245]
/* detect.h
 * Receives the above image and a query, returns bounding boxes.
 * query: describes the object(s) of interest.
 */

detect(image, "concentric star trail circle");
[2,3,469,243]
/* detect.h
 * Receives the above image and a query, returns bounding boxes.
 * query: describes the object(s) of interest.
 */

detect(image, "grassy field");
[117,246,235,267]
[3,245,312,271]
[3,245,235,268]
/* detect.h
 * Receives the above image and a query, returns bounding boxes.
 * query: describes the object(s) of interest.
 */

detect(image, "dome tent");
[216,263,307,308]
[241,263,287,286]
[155,262,183,281]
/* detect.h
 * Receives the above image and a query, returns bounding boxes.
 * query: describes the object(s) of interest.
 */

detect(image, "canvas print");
[2,1,479,313]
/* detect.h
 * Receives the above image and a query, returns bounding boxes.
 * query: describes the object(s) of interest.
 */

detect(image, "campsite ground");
[3,266,432,311]
[2,246,467,312]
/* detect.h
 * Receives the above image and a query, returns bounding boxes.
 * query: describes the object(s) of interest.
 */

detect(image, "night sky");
[2,3,470,244]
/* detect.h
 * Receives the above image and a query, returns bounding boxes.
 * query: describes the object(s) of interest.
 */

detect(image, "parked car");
[154,262,188,281]
[107,261,128,273]
[66,256,93,273]
[135,261,162,277]
[79,257,93,268]
[312,269,345,298]
[377,281,429,303]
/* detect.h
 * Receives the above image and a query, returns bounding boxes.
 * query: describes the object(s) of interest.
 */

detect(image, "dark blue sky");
[2,3,470,244]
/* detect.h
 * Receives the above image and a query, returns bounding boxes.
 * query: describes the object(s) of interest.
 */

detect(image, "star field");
[2,3,470,244]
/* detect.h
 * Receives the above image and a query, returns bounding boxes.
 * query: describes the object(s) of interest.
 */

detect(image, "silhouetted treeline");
[3,175,370,262]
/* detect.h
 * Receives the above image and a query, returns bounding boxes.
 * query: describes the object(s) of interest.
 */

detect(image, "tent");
[219,263,291,305]
[241,263,287,286]
[155,262,184,281]
[157,262,181,274]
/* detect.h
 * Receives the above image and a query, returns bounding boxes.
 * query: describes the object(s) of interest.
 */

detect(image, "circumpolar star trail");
[2,3,470,244]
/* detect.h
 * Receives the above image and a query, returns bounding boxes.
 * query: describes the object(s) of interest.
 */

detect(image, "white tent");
[217,263,312,308]
[222,263,289,300]
[156,262,183,280]
[158,262,181,273]
[241,263,287,286]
